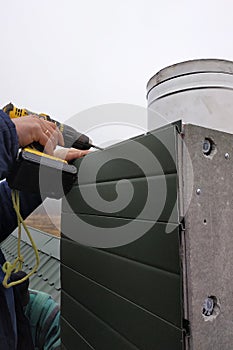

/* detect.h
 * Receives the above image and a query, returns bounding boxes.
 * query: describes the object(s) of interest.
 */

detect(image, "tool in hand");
[3,102,103,198]
[3,102,103,151]
[6,147,78,198]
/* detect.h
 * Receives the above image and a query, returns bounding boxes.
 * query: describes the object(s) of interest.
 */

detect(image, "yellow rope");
[2,190,40,288]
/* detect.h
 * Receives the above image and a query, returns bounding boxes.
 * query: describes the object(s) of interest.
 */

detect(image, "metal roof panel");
[0,227,61,304]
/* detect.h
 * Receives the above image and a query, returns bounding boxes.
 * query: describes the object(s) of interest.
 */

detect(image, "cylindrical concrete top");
[147,59,233,133]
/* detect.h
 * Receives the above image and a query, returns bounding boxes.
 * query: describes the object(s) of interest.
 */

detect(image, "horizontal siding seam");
[61,263,182,331]
[61,315,95,350]
[61,237,180,276]
[62,290,140,350]
[74,172,178,188]
[61,212,180,225]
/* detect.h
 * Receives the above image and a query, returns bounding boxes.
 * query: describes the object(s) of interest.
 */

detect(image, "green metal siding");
[70,125,178,186]
[63,174,178,223]
[62,293,139,350]
[62,220,180,274]
[62,238,181,326]
[61,317,94,350]
[61,123,184,349]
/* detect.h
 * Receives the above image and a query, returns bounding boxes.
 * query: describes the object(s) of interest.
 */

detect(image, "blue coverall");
[0,109,42,349]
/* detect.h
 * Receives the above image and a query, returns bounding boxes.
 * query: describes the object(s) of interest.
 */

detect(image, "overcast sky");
[1,0,232,220]
[1,0,233,139]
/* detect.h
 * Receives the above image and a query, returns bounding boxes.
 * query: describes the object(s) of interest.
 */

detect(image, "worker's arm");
[0,109,88,242]
[0,109,19,179]
[0,181,42,242]
[0,110,43,242]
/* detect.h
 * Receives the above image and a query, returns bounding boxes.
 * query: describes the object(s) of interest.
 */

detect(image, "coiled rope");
[2,190,40,288]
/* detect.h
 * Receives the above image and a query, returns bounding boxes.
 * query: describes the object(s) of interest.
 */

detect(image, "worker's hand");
[54,147,89,161]
[12,115,64,155]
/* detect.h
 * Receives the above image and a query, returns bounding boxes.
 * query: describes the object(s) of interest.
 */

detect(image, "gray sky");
[1,0,232,223]
[1,0,232,121]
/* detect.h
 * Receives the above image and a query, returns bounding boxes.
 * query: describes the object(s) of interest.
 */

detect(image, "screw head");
[196,188,201,195]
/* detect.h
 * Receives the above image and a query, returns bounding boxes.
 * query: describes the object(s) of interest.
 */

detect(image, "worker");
[0,108,88,349]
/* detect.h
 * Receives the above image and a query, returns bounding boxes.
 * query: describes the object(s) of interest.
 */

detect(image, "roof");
[0,226,60,304]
